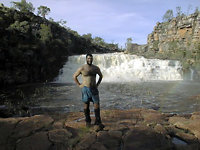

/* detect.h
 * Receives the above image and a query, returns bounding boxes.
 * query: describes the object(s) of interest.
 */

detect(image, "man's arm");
[73,67,83,88]
[96,67,103,87]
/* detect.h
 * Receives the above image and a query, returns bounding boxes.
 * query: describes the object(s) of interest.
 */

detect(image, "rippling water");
[31,81,200,114]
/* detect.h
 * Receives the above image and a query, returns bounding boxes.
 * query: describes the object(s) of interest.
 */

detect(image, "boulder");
[75,133,97,150]
[108,130,122,139]
[169,115,200,140]
[48,129,72,143]
[167,125,198,143]
[0,117,24,149]
[90,142,108,150]
[141,109,166,124]
[52,121,64,129]
[48,129,73,149]
[16,132,51,150]
[1,108,200,149]
[97,131,121,150]
[154,123,167,135]
[12,115,53,139]
[123,126,173,150]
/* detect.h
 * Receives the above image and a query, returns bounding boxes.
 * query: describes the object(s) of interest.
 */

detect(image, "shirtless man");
[73,54,104,127]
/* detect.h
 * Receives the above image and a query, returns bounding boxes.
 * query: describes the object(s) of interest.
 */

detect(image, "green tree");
[162,9,173,22]
[107,43,118,50]
[194,7,199,14]
[7,21,29,33]
[82,33,92,41]
[39,24,52,43]
[125,37,132,52]
[176,6,183,17]
[187,5,192,16]
[93,36,105,46]
[11,0,35,12]
[37,6,50,18]
[56,19,67,28]
[49,17,54,22]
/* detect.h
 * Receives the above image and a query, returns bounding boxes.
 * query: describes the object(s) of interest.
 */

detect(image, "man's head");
[86,54,93,65]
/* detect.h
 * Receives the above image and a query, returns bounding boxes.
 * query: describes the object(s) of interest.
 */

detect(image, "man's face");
[86,56,93,65]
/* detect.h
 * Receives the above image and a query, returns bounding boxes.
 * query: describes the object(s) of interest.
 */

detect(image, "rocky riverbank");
[0,108,200,150]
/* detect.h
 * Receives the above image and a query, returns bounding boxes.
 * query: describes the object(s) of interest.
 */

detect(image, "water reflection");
[30,81,200,114]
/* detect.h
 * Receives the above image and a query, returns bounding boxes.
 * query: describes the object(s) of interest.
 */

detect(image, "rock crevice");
[1,109,200,150]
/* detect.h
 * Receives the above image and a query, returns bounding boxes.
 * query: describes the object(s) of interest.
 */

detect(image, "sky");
[1,0,200,48]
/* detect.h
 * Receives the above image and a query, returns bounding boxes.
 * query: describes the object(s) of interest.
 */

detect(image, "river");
[30,81,200,115]
[28,53,200,115]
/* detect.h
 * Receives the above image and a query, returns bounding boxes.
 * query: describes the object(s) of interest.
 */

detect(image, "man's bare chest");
[82,67,97,76]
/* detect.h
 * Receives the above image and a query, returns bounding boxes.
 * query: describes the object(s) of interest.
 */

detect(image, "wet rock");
[16,132,51,150]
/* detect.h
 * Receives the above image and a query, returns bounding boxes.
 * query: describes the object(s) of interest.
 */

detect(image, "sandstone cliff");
[128,12,200,80]
[148,12,200,52]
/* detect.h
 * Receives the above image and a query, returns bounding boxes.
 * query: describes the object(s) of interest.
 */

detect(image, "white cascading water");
[55,53,183,83]
[189,68,194,80]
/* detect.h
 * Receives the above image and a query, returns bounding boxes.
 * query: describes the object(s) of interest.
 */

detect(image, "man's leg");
[94,103,102,125]
[84,102,91,127]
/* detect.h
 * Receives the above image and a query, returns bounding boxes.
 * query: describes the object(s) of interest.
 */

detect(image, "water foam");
[55,53,183,83]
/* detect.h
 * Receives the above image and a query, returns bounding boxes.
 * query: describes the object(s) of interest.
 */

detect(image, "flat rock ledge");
[0,108,200,150]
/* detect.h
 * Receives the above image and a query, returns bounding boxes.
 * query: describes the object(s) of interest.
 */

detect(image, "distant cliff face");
[148,12,200,52]
[127,12,200,80]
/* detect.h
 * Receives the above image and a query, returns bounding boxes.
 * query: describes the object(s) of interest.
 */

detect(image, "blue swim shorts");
[82,86,100,104]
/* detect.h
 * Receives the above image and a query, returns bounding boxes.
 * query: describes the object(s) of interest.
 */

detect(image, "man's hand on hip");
[79,84,84,88]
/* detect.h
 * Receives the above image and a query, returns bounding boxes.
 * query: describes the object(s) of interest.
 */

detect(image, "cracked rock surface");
[0,108,200,150]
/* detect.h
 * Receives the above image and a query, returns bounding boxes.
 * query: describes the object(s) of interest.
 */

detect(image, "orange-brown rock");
[147,13,200,52]
[169,112,200,141]
[0,109,200,150]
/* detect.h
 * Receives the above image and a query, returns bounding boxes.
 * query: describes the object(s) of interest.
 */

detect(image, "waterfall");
[55,53,183,83]
[190,68,194,80]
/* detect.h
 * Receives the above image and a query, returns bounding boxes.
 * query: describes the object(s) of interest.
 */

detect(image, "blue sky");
[1,0,200,47]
